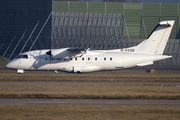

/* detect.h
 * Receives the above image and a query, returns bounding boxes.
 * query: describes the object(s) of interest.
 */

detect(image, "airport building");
[0,0,180,67]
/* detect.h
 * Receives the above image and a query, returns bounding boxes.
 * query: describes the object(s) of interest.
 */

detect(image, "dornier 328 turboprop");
[6,20,174,74]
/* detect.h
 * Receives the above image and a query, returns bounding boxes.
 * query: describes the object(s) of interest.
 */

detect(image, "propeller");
[46,50,52,56]
[46,45,53,64]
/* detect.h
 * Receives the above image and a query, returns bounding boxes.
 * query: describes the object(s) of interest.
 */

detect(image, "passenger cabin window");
[88,57,90,61]
[104,57,106,61]
[95,57,97,61]
[82,57,84,61]
[110,57,112,61]
[75,58,77,61]
[16,55,28,59]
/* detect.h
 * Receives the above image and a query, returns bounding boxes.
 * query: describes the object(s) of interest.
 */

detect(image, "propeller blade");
[46,50,52,56]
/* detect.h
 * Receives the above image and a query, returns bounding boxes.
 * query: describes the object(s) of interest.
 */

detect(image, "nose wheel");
[17,69,24,74]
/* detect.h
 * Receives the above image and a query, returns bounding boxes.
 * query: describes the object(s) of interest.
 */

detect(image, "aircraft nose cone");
[5,62,11,69]
[5,61,17,69]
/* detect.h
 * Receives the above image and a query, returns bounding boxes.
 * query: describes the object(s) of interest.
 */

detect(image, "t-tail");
[128,20,174,55]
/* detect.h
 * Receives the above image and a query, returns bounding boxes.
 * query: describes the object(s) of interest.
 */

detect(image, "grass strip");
[0,84,179,99]
[1,73,180,82]
[0,94,180,99]
[0,105,180,120]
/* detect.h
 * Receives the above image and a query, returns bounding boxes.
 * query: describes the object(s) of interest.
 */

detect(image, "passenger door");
[115,54,124,68]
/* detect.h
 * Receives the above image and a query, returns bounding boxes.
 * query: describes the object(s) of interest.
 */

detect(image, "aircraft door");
[33,54,40,68]
[28,55,33,63]
[97,55,104,63]
[40,55,50,66]
[86,56,91,64]
[115,54,124,68]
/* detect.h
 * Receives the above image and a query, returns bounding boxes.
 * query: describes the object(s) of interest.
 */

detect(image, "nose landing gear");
[17,69,24,74]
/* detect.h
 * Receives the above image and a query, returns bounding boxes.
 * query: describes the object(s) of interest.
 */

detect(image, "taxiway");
[0,99,180,106]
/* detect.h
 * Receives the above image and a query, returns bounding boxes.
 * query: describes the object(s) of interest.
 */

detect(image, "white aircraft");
[6,20,174,74]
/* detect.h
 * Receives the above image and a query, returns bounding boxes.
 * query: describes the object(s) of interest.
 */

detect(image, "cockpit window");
[16,55,28,59]
[22,55,28,58]
[16,55,23,58]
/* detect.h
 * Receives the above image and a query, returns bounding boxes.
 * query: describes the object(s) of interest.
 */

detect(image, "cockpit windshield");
[16,54,28,59]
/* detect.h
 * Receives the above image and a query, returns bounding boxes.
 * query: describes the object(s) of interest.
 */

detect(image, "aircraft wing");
[46,47,86,59]
[67,47,86,53]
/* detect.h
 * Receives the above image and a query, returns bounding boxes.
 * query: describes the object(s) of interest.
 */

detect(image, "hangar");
[0,0,180,67]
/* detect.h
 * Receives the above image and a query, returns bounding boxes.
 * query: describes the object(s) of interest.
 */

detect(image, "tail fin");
[130,20,174,55]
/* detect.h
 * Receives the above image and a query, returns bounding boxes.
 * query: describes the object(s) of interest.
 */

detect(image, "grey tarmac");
[0,99,180,106]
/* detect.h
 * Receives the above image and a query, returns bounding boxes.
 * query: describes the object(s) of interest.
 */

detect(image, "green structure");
[52,1,180,67]
[53,1,180,39]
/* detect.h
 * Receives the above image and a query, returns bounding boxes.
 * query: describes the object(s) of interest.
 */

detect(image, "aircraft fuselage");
[5,20,174,73]
[6,48,171,73]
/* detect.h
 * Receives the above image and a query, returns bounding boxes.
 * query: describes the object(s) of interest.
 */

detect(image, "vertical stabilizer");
[129,20,174,55]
